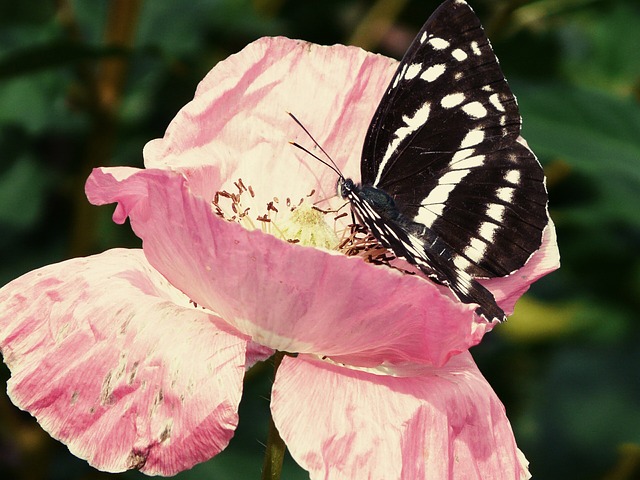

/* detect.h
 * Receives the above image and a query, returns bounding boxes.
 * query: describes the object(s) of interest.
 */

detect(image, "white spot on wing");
[471,41,481,56]
[459,130,484,149]
[487,204,506,223]
[415,204,444,228]
[497,187,514,202]
[451,149,472,162]
[420,64,446,82]
[441,92,465,108]
[454,255,472,271]
[404,63,422,80]
[462,101,487,118]
[463,237,488,263]
[428,37,450,50]
[454,154,485,170]
[439,169,472,185]
[489,93,505,112]
[505,170,521,185]
[415,169,473,226]
[451,48,467,61]
[420,31,427,43]
[479,222,500,242]
[374,101,432,185]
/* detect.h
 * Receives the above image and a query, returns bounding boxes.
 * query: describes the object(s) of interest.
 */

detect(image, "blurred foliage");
[0,0,639,479]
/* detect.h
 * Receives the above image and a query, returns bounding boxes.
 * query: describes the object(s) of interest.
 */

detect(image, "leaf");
[515,81,640,227]
[0,155,50,230]
[0,42,126,79]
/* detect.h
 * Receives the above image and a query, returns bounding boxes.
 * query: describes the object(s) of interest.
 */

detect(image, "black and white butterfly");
[295,0,548,322]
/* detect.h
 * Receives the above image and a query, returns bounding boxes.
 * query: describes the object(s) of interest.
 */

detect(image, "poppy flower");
[0,36,558,478]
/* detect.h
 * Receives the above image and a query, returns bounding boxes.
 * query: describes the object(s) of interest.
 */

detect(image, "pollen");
[211,178,339,248]
[279,203,339,249]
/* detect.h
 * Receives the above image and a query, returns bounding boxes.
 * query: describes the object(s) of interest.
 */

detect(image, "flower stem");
[261,351,287,480]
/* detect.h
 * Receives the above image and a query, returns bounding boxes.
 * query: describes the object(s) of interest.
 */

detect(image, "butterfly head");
[337,177,357,200]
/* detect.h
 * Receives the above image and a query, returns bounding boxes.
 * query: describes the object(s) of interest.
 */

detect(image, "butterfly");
[294,0,549,322]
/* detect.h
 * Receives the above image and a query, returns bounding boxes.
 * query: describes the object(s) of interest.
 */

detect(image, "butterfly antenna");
[287,112,344,179]
[289,141,342,178]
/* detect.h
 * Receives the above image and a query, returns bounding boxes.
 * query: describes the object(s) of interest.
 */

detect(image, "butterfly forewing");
[351,0,548,320]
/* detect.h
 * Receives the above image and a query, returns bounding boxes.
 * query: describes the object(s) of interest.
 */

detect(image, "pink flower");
[0,37,558,478]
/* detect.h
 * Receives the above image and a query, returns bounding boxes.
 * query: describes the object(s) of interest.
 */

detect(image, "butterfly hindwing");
[344,184,506,321]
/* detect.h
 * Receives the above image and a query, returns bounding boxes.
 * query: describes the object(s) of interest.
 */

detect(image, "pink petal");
[272,353,530,480]
[87,167,489,368]
[143,37,399,202]
[0,249,249,475]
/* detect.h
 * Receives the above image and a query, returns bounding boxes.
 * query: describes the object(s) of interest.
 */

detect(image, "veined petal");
[272,352,530,480]
[0,249,249,475]
[87,167,489,368]
[143,36,398,201]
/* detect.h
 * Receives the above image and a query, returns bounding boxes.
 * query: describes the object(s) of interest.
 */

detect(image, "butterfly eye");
[337,178,355,199]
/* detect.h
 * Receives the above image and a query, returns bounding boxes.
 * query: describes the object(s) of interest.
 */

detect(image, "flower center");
[211,178,411,272]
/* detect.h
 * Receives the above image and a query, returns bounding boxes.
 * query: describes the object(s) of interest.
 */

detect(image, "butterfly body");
[337,0,549,322]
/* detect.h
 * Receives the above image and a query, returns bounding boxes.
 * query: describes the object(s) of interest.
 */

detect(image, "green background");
[1,0,639,479]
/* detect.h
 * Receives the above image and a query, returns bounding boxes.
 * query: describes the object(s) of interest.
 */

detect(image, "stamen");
[312,205,330,214]
[335,223,415,274]
[211,178,256,230]
[211,178,413,274]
